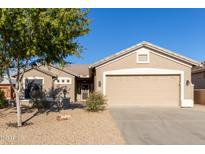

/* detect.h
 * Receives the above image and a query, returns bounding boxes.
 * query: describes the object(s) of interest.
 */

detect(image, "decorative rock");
[56,114,71,121]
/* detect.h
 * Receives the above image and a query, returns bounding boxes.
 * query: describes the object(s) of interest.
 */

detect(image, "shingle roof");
[12,66,58,78]
[90,41,200,68]
[34,67,57,77]
[12,64,90,79]
[64,64,90,78]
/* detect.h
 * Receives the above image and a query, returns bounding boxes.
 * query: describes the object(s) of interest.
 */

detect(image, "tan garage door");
[106,75,180,106]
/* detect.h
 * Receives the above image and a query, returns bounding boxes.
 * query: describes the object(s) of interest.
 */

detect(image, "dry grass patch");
[0,107,124,145]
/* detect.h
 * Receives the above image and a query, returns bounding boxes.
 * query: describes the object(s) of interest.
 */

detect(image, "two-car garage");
[105,75,180,106]
[92,42,199,108]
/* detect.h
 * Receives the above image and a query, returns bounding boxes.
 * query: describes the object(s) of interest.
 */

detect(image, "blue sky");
[69,9,205,64]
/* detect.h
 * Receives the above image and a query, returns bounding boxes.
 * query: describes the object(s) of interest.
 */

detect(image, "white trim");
[23,77,44,89]
[92,43,143,68]
[95,47,192,70]
[55,77,72,85]
[20,99,31,102]
[96,51,136,70]
[194,89,205,91]
[136,49,150,64]
[23,77,44,100]
[102,68,192,107]
[181,99,193,108]
[92,41,200,68]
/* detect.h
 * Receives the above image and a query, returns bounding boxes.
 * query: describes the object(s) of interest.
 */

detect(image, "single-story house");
[7,41,201,107]
[18,64,93,102]
[192,63,205,104]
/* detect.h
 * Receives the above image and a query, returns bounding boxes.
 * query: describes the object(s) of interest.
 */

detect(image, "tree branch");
[15,56,20,91]
[6,68,16,91]
[19,59,29,82]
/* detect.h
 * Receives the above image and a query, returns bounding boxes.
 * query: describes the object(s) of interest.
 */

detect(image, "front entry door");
[81,84,89,101]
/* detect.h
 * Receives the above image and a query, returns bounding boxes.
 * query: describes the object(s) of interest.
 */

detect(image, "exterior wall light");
[186,80,190,86]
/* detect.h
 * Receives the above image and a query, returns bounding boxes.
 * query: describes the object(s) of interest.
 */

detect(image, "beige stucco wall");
[192,72,205,89]
[23,66,76,102]
[94,47,193,100]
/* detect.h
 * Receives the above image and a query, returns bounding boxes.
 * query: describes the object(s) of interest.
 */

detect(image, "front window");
[24,79,43,99]
[55,77,72,84]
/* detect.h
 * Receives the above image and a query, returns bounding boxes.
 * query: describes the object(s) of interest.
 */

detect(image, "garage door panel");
[106,75,180,106]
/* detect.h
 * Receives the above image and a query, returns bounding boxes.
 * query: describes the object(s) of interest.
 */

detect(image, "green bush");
[86,92,107,112]
[0,90,7,108]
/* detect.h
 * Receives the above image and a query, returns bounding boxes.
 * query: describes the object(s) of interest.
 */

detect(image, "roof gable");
[12,64,80,78]
[13,66,57,78]
[41,65,79,77]
[90,41,200,68]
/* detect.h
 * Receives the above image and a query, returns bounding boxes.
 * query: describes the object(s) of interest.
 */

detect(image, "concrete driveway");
[110,106,205,144]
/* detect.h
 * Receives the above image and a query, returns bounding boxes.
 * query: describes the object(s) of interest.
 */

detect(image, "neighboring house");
[11,41,200,107]
[192,63,205,89]
[0,77,15,100]
[192,63,205,104]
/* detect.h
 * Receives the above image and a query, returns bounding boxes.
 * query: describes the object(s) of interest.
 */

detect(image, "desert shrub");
[32,99,51,110]
[0,89,7,108]
[86,92,107,112]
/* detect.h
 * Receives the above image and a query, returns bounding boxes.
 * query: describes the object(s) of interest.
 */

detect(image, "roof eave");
[143,42,200,67]
[192,67,205,74]
[90,43,143,68]
[90,41,200,68]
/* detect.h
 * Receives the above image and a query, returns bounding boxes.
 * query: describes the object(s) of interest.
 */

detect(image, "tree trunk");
[6,68,23,127]
[15,90,22,127]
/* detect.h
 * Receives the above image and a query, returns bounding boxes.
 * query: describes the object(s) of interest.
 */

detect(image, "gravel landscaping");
[0,106,124,145]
